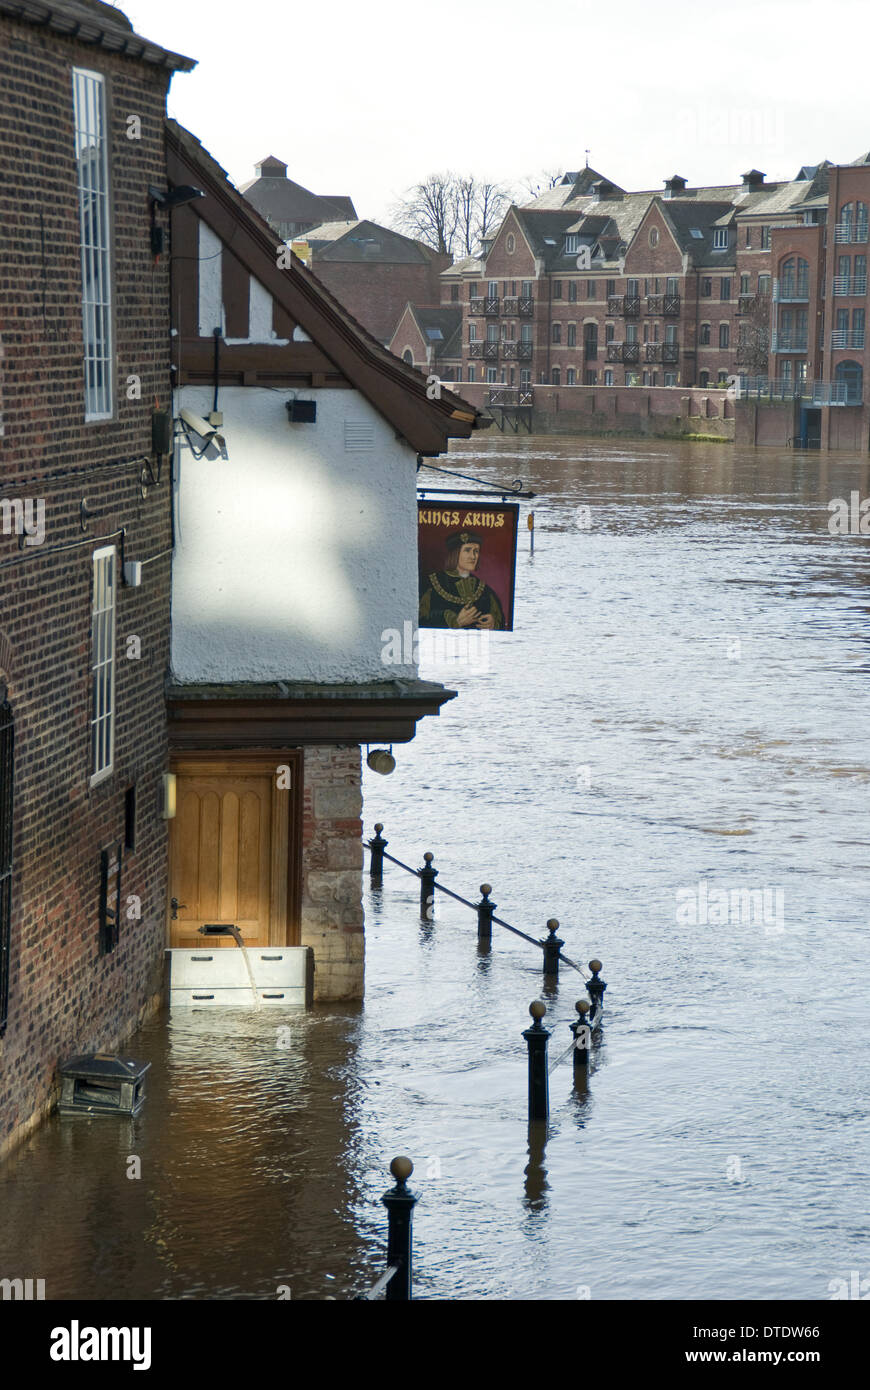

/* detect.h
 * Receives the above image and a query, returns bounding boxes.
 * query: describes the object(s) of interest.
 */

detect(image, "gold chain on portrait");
[427,574,485,607]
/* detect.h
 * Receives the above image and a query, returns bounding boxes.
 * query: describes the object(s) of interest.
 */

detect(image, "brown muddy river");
[2,436,869,1300]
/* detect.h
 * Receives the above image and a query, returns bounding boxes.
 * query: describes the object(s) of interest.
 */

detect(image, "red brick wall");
[0,14,175,1156]
[388,307,428,369]
[311,259,447,344]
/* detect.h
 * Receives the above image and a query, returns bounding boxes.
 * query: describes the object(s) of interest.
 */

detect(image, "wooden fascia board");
[167,689,457,748]
[166,139,470,454]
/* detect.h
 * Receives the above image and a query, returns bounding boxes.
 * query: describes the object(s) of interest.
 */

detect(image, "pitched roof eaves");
[0,0,196,68]
[165,121,480,446]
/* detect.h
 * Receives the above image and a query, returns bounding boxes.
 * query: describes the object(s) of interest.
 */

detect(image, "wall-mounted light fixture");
[286,394,317,424]
[148,184,204,256]
[366,749,396,776]
[161,772,177,819]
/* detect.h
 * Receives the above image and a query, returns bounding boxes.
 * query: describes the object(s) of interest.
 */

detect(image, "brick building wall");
[311,257,448,345]
[0,11,183,1158]
[300,747,364,1001]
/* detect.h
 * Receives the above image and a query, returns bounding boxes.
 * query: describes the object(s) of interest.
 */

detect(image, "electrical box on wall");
[152,409,173,454]
[286,400,317,424]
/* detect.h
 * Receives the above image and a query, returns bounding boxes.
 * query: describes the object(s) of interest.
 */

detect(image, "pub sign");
[418,502,519,631]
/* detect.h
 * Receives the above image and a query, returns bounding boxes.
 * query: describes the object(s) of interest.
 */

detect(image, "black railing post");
[586,958,607,1014]
[523,1000,550,1123]
[476,883,495,943]
[369,822,387,883]
[419,851,438,920]
[381,1156,418,1301]
[542,918,563,978]
[571,999,592,1071]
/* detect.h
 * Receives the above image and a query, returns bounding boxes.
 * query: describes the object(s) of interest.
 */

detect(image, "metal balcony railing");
[502,340,518,359]
[483,341,499,360]
[517,341,533,359]
[774,278,810,301]
[830,330,865,349]
[771,335,809,352]
[484,297,499,315]
[502,297,518,315]
[518,297,534,315]
[834,222,869,243]
[664,294,681,316]
[468,341,483,357]
[832,276,867,295]
[647,294,663,314]
[487,387,534,407]
[662,342,680,362]
[735,375,862,405]
[737,295,757,315]
[606,342,640,363]
[469,298,485,315]
[606,295,640,317]
[645,343,662,362]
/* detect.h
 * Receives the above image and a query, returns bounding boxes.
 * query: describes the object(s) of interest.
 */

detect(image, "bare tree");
[518,169,566,201]
[391,173,460,256]
[736,295,771,378]
[476,180,511,245]
[392,173,512,257]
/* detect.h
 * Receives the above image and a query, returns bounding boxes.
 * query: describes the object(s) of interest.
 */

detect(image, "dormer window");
[713,228,729,251]
[564,234,579,254]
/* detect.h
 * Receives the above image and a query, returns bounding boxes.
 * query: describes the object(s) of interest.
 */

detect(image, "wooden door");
[168,761,287,949]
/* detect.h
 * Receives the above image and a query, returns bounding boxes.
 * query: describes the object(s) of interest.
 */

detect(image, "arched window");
[402,349,413,365]
[699,323,711,345]
[834,359,862,404]
[780,257,794,297]
[0,695,13,1034]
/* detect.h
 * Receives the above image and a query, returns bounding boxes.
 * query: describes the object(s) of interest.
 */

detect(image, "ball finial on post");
[369,822,388,882]
[381,1155,418,1301]
[541,919,564,979]
[477,883,496,944]
[586,958,607,1016]
[419,851,438,920]
[390,1155,414,1185]
[523,1000,551,1122]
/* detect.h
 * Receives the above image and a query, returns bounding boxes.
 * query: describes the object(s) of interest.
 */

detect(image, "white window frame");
[90,546,116,785]
[73,69,114,421]
[712,227,728,251]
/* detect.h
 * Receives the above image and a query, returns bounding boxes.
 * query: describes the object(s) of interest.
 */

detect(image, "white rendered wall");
[170,386,420,684]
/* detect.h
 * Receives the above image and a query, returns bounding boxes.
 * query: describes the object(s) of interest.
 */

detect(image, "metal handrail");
[358,1264,400,1300]
[371,844,589,978]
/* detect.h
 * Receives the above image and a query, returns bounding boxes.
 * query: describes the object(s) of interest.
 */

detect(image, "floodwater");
[2,436,869,1301]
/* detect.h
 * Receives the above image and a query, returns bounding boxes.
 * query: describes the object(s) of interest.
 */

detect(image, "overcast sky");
[123,0,869,224]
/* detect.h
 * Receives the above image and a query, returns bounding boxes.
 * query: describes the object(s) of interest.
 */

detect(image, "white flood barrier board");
[167,947,313,1008]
